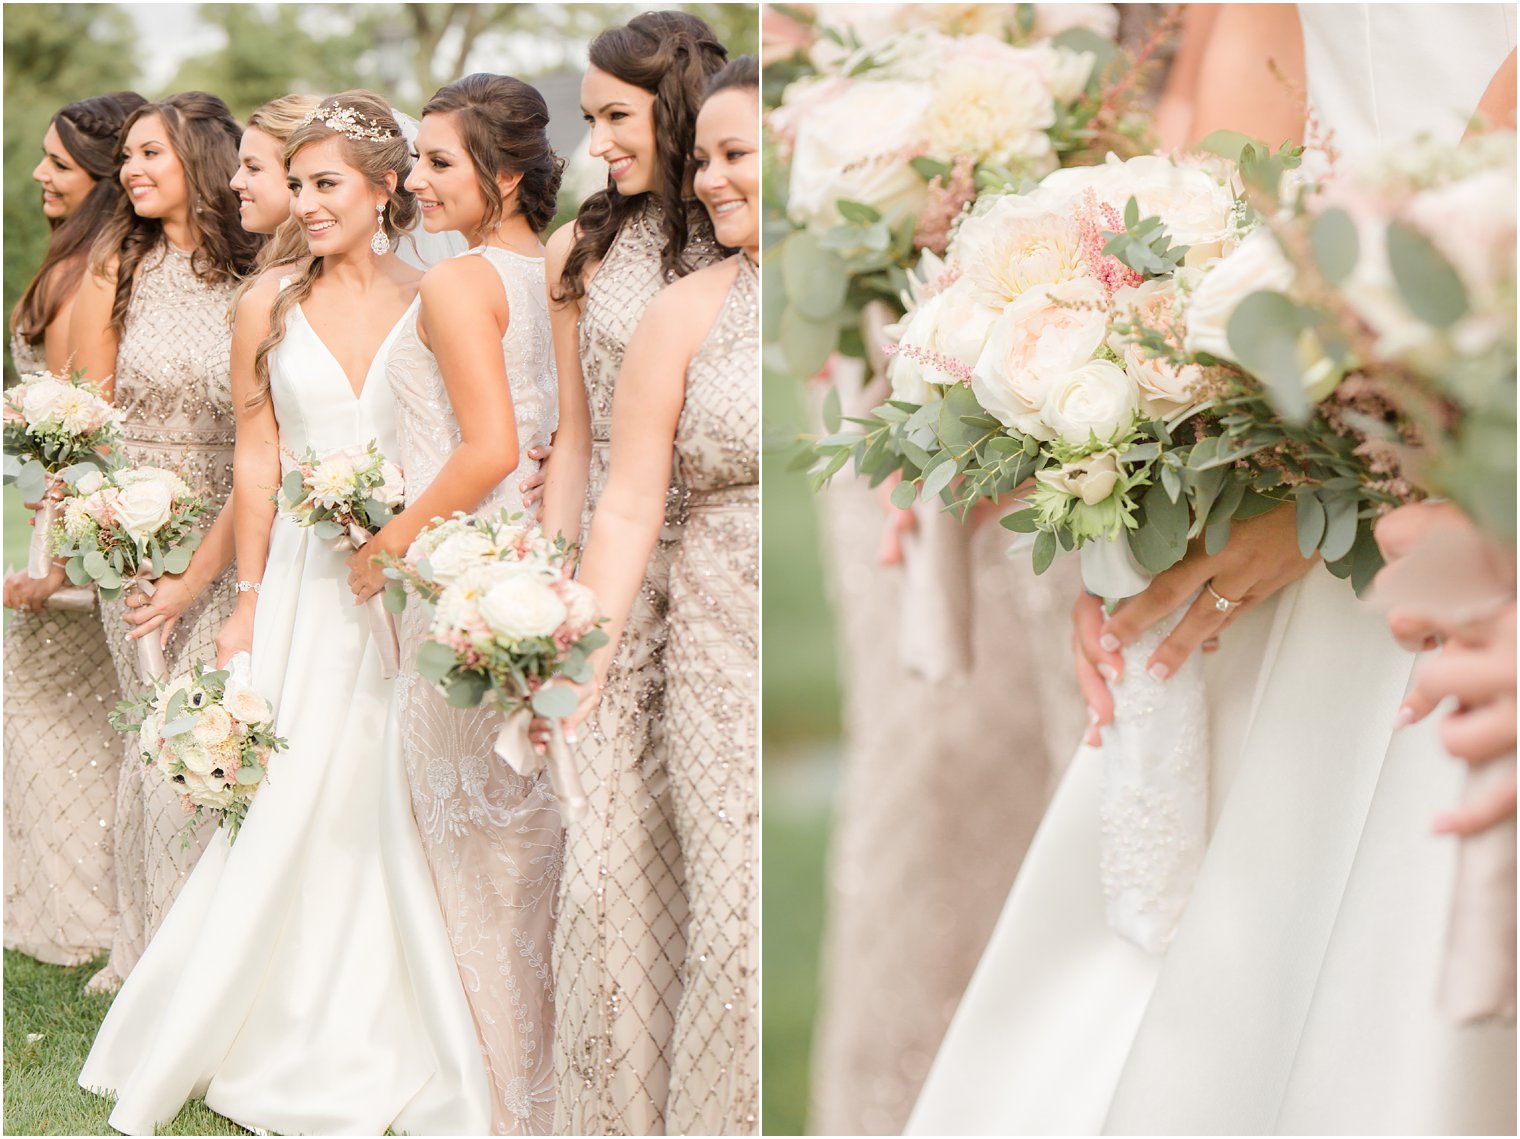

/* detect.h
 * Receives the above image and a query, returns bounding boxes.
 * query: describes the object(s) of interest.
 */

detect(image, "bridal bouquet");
[111,656,287,846]
[279,440,405,676]
[382,509,607,821]
[767,4,1161,377]
[2,369,123,579]
[50,464,208,683]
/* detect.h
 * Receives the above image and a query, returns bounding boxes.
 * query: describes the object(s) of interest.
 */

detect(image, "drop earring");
[371,202,389,255]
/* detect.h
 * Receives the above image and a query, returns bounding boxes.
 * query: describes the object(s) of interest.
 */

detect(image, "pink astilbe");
[1077,189,1144,299]
[883,342,976,384]
[914,155,978,254]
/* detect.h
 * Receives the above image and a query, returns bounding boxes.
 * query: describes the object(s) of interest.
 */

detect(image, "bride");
[78,92,489,1135]
[907,5,1517,1135]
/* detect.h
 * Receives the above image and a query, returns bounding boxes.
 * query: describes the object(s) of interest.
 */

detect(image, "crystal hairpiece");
[299,103,399,142]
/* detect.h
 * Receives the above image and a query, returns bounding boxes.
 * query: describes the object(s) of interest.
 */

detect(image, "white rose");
[1037,153,1239,255]
[786,79,934,234]
[1182,227,1296,361]
[427,530,498,585]
[74,469,106,495]
[1041,359,1139,445]
[226,688,274,726]
[113,480,174,540]
[117,466,190,499]
[191,704,234,748]
[1015,42,1096,106]
[19,377,71,426]
[376,461,405,507]
[476,575,568,641]
[1030,2,1120,39]
[971,279,1109,439]
[1034,450,1122,506]
[173,734,215,776]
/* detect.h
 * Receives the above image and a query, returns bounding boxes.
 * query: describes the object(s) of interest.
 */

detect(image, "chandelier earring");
[370,202,389,256]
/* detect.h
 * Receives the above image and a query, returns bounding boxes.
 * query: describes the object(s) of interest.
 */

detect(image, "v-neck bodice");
[267,295,414,473]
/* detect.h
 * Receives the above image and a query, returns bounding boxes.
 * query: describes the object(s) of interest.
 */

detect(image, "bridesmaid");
[341,72,569,1135]
[565,56,760,1134]
[2,90,144,967]
[538,12,728,1133]
[67,90,262,991]
[128,92,322,657]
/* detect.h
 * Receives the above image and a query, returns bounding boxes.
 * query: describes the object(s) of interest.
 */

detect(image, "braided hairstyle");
[88,91,263,335]
[557,11,728,302]
[421,73,566,239]
[13,91,147,346]
[249,91,415,407]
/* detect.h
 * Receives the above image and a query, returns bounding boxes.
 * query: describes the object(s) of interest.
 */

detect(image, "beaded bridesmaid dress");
[384,245,562,1135]
[90,242,237,990]
[661,254,760,1135]
[3,332,123,966]
[554,200,720,1135]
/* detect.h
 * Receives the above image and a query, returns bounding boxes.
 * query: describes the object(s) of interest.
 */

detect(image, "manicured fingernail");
[1393,704,1415,730]
[1147,662,1171,682]
[1088,706,1100,725]
[1098,663,1119,684]
[1099,633,1121,652]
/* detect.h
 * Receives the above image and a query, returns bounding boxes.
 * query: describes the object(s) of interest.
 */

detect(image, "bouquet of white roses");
[279,440,405,676]
[383,509,607,821]
[51,464,208,682]
[766,4,1162,378]
[110,655,287,846]
[2,369,123,579]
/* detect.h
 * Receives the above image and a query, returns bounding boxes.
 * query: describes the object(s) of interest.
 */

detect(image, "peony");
[785,79,934,234]
[172,733,215,776]
[113,480,174,540]
[1035,450,1122,505]
[556,578,601,636]
[888,280,1000,402]
[375,461,405,507]
[226,687,274,726]
[1110,280,1205,417]
[1041,359,1139,444]
[427,529,498,585]
[19,377,72,426]
[476,575,568,641]
[1182,227,1296,361]
[1030,2,1120,39]
[920,46,1056,172]
[971,279,1109,439]
[191,704,234,748]
[1012,42,1097,105]
[958,205,1088,308]
[116,466,191,499]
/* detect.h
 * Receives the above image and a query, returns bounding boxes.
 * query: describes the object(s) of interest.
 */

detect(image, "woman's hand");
[345,539,391,604]
[3,565,67,612]
[1100,504,1315,682]
[123,574,200,642]
[1072,592,1124,745]
[528,677,603,754]
[214,600,258,667]
[520,443,553,516]
[876,474,916,567]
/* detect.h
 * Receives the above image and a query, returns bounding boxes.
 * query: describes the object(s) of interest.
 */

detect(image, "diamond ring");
[1205,580,1241,614]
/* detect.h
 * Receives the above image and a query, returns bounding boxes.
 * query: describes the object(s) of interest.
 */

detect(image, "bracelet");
[235,580,262,594]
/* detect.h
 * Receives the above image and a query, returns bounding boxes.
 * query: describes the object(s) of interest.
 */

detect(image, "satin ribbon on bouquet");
[123,561,167,685]
[323,520,401,679]
[45,586,96,612]
[492,704,589,822]
[26,495,58,579]
[1082,534,1210,954]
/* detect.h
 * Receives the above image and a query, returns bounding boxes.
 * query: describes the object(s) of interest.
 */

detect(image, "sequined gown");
[92,243,236,989]
[662,255,760,1135]
[554,200,720,1136]
[385,246,562,1135]
[3,332,123,966]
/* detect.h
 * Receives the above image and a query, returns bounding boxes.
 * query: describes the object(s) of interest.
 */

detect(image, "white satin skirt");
[907,569,1517,1135]
[78,519,490,1135]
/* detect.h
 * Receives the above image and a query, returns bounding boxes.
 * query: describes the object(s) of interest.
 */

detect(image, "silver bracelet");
[235,580,262,594]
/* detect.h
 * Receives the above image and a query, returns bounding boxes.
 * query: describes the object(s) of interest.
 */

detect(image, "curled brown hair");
[249,91,414,405]
[421,73,566,237]
[13,91,147,346]
[557,11,728,302]
[88,91,263,335]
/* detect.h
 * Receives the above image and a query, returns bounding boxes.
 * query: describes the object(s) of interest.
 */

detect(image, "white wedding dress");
[907,5,1518,1135]
[78,294,492,1135]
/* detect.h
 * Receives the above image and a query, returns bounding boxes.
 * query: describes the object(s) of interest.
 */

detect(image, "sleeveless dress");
[91,242,237,990]
[3,332,123,966]
[78,288,492,1135]
[662,255,760,1135]
[383,245,562,1136]
[906,6,1518,1134]
[554,199,721,1136]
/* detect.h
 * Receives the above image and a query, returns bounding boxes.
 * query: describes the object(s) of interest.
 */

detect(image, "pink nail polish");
[1088,707,1100,725]
[1393,705,1415,730]
[1147,662,1171,682]
[1099,633,1121,652]
[1098,663,1119,684]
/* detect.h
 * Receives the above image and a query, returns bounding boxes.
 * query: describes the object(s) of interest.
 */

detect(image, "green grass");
[2,950,246,1135]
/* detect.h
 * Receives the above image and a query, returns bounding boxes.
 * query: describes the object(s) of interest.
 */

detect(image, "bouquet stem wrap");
[46,586,96,612]
[326,522,400,680]
[1437,756,1518,1024]
[127,575,167,685]
[492,705,589,823]
[27,496,57,579]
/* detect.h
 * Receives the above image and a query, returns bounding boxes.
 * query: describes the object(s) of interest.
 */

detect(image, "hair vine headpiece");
[299,102,399,142]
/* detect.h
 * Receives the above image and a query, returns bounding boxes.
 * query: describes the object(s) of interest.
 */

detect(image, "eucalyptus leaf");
[1295,489,1326,558]
[1130,482,1189,573]
[919,455,957,501]
[779,304,838,378]
[444,672,490,709]
[281,468,306,505]
[1000,509,1040,534]
[1319,493,1359,561]
[822,385,842,434]
[531,684,579,719]
[1310,208,1359,286]
[781,231,849,320]
[313,519,344,542]
[14,461,46,502]
[415,640,457,682]
[66,556,91,586]
[1227,290,1310,422]
[890,479,918,509]
[161,545,193,575]
[236,761,264,786]
[382,583,408,614]
[836,199,882,225]
[83,550,109,579]
[1031,528,1057,575]
[159,716,197,738]
[1386,219,1468,328]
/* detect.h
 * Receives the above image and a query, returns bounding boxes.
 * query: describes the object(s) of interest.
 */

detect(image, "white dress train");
[907,5,1518,1134]
[78,296,491,1135]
